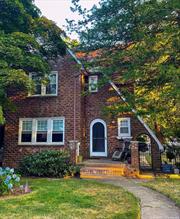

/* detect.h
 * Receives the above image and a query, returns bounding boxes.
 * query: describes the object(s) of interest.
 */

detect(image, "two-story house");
[1,48,162,171]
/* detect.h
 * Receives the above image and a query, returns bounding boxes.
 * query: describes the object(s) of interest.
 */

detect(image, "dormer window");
[89,75,98,93]
[30,71,58,96]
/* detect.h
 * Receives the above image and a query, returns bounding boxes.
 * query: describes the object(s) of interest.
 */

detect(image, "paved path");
[98,177,180,219]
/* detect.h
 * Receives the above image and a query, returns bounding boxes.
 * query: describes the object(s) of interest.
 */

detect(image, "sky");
[34,0,100,38]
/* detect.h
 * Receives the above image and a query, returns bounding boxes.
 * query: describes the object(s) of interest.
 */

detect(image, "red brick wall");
[3,55,82,167]
[3,55,161,171]
[80,75,161,170]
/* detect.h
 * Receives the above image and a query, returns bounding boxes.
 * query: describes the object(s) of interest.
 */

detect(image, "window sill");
[27,94,58,98]
[18,143,64,146]
[116,136,132,140]
[89,90,98,93]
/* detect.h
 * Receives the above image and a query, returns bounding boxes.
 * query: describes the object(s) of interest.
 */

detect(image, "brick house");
[0,49,162,171]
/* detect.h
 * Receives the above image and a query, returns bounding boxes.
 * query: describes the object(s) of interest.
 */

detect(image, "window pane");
[34,84,41,95]
[45,73,57,95]
[37,120,47,131]
[120,120,128,127]
[89,76,98,92]
[53,120,63,131]
[49,74,57,84]
[21,132,32,142]
[46,84,56,94]
[36,133,47,142]
[52,133,63,142]
[31,74,41,95]
[120,127,129,134]
[93,123,105,138]
[22,121,32,131]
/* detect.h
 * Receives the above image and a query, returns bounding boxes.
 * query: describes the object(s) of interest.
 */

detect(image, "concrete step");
[80,166,126,177]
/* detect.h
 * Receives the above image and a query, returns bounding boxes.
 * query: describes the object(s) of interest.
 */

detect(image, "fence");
[138,142,152,171]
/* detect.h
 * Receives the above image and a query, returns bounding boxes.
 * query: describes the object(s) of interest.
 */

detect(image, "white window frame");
[18,117,65,145]
[118,117,131,138]
[29,71,58,97]
[89,75,98,93]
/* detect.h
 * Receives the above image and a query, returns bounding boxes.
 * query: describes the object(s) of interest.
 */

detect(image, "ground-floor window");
[19,117,65,145]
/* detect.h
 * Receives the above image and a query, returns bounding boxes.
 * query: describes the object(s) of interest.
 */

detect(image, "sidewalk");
[97,177,180,219]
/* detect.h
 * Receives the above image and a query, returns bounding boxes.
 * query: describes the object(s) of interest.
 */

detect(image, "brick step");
[80,174,122,179]
[80,166,125,176]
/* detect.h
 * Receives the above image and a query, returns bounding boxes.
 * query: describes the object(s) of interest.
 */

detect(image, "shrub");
[19,150,75,177]
[0,167,21,195]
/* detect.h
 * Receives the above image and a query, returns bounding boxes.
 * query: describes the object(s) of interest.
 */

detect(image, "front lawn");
[142,178,180,207]
[0,178,140,219]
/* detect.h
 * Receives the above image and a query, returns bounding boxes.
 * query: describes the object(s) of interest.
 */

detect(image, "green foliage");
[19,150,76,177]
[68,0,180,139]
[0,0,66,123]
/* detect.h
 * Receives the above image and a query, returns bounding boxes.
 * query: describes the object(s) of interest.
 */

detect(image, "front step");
[80,160,126,179]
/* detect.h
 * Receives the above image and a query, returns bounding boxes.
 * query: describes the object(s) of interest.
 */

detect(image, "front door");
[90,119,107,157]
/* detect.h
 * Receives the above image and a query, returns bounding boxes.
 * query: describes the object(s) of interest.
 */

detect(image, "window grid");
[89,75,98,92]
[19,118,65,145]
[22,121,32,131]
[29,71,58,96]
[118,118,131,138]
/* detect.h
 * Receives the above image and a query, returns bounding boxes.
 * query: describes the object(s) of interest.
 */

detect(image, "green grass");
[0,178,140,219]
[142,178,180,207]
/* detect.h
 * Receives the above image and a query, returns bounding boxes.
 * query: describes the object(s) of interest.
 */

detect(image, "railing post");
[130,141,140,171]
[68,140,80,164]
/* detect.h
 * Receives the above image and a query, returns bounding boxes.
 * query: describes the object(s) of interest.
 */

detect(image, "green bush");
[19,150,74,177]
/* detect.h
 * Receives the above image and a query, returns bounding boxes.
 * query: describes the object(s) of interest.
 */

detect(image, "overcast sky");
[35,0,100,38]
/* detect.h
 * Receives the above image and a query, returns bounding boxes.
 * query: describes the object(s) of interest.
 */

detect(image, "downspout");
[73,76,76,141]
[67,48,86,142]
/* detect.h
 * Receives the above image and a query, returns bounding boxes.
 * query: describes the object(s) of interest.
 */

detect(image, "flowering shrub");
[0,167,21,195]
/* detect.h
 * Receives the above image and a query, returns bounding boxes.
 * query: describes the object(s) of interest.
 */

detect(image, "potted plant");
[73,166,81,178]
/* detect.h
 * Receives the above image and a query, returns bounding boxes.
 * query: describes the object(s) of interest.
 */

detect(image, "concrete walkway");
[98,177,180,219]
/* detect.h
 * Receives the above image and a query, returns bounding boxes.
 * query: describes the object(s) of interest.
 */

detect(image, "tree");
[68,0,180,140]
[0,0,66,123]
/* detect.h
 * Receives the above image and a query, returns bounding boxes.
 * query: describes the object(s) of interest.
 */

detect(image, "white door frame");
[90,119,107,157]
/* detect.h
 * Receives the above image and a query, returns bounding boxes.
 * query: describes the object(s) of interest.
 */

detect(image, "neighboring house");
[2,50,162,170]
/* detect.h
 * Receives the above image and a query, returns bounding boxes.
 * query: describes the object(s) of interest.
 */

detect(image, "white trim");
[90,119,107,157]
[18,117,65,145]
[89,75,98,93]
[118,117,131,138]
[29,71,58,97]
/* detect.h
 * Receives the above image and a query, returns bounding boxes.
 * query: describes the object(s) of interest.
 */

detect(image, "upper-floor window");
[19,117,65,145]
[118,118,131,138]
[89,75,98,92]
[30,71,58,96]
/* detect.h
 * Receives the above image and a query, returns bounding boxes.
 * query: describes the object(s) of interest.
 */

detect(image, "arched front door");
[90,119,107,157]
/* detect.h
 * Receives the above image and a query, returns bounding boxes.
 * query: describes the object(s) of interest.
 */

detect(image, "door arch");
[90,119,107,157]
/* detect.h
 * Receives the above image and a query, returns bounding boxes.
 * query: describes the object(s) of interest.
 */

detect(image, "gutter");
[66,47,164,151]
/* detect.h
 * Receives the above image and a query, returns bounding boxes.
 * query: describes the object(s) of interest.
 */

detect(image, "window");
[118,118,131,138]
[30,71,58,96]
[19,117,65,145]
[52,120,64,142]
[21,121,32,143]
[89,75,98,92]
[36,120,48,142]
